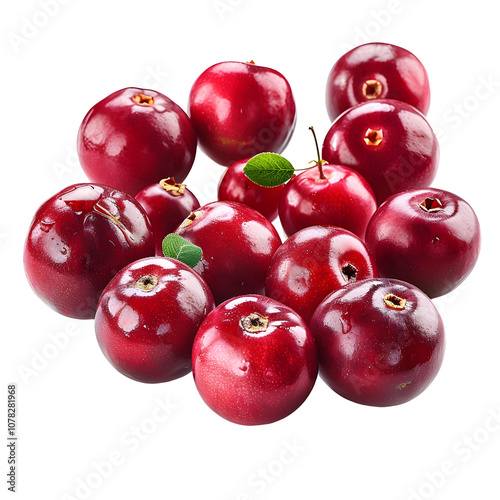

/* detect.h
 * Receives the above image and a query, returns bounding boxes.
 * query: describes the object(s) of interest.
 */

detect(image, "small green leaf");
[162,234,202,268]
[243,152,295,187]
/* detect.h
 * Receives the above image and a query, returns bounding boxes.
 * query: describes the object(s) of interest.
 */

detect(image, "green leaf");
[243,152,295,187]
[162,234,202,268]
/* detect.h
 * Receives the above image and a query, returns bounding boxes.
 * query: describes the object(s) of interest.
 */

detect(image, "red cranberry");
[322,99,439,204]
[77,88,197,196]
[192,294,318,425]
[23,183,155,319]
[310,278,445,407]
[95,257,215,383]
[188,61,296,166]
[279,163,377,239]
[266,225,378,323]
[174,201,282,304]
[326,43,430,121]
[135,178,200,255]
[217,158,285,222]
[365,188,481,298]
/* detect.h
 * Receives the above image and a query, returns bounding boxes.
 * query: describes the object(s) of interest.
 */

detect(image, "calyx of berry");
[363,79,383,99]
[364,128,384,146]
[132,93,154,106]
[384,293,407,310]
[133,274,159,291]
[159,177,186,197]
[419,197,444,213]
[341,263,358,283]
[241,313,269,334]
[180,210,204,228]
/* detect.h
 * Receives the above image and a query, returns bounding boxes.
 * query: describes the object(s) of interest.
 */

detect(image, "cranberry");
[217,158,285,222]
[174,201,281,304]
[77,88,197,196]
[188,61,296,166]
[95,257,214,383]
[322,99,439,204]
[279,162,377,239]
[365,188,481,298]
[310,278,445,407]
[326,42,431,121]
[135,178,200,255]
[23,183,155,319]
[265,225,378,323]
[192,294,318,425]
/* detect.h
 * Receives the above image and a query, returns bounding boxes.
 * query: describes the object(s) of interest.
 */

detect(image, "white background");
[2,1,499,499]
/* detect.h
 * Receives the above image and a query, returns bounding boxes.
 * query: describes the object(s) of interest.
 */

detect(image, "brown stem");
[309,126,326,180]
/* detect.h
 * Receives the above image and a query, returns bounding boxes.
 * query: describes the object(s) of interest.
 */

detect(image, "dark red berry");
[279,164,377,239]
[77,88,197,196]
[192,294,318,425]
[310,278,445,407]
[135,178,200,255]
[174,201,282,304]
[322,99,439,204]
[218,158,285,222]
[326,42,430,121]
[266,225,379,323]
[95,257,215,383]
[23,183,155,319]
[365,188,481,297]
[188,61,296,166]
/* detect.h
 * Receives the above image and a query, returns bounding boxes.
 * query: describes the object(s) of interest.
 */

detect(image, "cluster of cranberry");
[24,43,480,426]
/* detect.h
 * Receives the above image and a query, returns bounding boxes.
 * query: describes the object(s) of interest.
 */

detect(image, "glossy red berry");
[310,278,445,407]
[278,163,377,239]
[365,188,481,298]
[217,158,285,222]
[77,88,197,196]
[188,61,296,166]
[326,42,431,121]
[135,178,200,255]
[266,225,378,323]
[23,183,155,319]
[192,294,318,425]
[174,201,282,304]
[322,99,439,204]
[95,257,215,383]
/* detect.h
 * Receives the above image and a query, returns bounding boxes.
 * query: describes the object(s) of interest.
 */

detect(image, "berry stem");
[309,126,326,180]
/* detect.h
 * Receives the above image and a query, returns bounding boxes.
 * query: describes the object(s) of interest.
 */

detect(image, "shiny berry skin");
[77,88,197,196]
[192,294,318,425]
[279,164,377,239]
[188,61,296,166]
[174,201,282,304]
[322,99,439,205]
[266,226,378,323]
[365,188,481,298]
[23,183,155,319]
[310,278,445,407]
[217,158,285,222]
[95,257,215,383]
[326,42,430,121]
[135,178,200,256]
